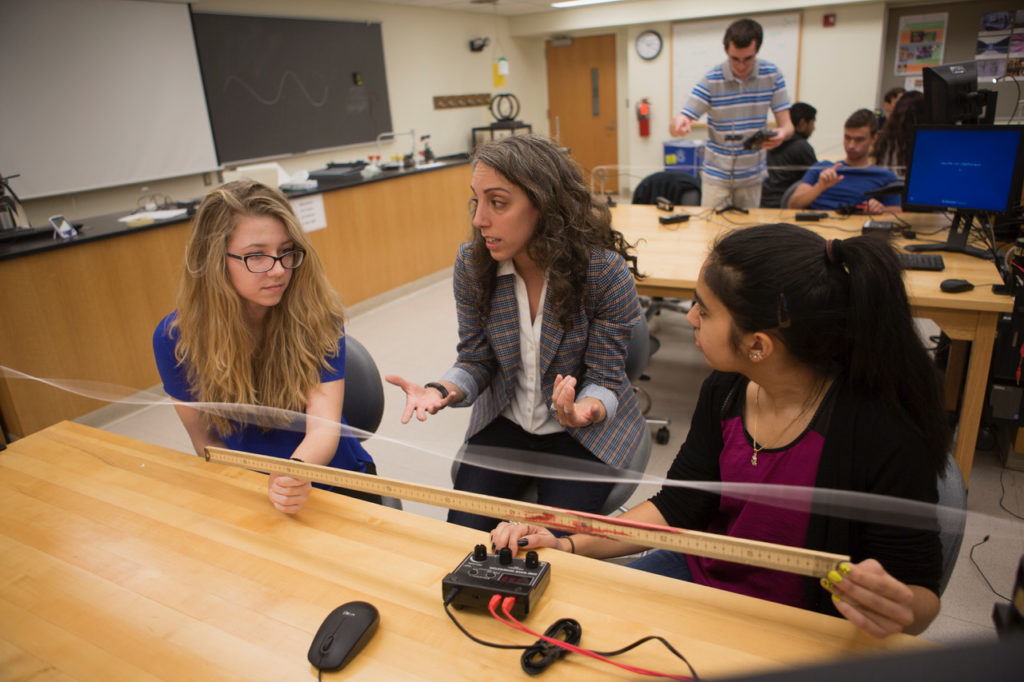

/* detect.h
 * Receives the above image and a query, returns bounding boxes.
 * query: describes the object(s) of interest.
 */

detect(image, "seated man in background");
[787,108,900,215]
[761,101,817,208]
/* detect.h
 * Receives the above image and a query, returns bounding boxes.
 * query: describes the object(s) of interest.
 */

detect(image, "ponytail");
[705,224,950,476]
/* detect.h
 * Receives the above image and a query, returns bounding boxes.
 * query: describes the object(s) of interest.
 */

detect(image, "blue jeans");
[447,417,614,531]
[627,550,695,582]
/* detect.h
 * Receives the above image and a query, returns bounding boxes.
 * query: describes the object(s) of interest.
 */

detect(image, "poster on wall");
[903,76,924,92]
[894,13,947,76]
[976,10,1024,83]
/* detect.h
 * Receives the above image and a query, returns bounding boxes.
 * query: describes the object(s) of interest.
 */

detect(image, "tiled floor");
[77,272,1024,646]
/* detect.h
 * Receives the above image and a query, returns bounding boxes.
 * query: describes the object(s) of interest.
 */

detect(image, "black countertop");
[0,156,469,262]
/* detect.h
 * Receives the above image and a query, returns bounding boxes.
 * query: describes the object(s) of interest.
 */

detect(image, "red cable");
[487,595,694,681]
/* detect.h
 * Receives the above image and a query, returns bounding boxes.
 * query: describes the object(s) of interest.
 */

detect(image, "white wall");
[797,2,888,158]
[20,0,547,225]
[511,1,888,194]
[18,0,890,222]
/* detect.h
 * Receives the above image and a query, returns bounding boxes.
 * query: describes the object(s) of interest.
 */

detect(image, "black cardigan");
[650,371,941,616]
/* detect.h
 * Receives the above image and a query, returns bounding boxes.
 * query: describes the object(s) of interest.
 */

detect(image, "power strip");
[862,219,894,233]
[442,545,551,618]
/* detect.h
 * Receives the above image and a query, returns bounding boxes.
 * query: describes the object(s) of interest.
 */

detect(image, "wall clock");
[636,30,663,61]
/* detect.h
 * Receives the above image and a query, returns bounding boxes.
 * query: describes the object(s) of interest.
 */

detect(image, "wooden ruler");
[204,446,848,578]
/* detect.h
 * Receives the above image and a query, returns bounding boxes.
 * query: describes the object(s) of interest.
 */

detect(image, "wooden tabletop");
[612,204,1012,487]
[0,423,927,680]
[613,204,1012,315]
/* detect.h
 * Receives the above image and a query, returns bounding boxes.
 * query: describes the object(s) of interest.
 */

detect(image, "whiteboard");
[672,13,802,119]
[0,0,218,199]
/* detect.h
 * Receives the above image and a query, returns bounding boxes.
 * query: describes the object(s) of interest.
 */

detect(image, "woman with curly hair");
[387,134,645,530]
[873,90,925,178]
[153,180,376,513]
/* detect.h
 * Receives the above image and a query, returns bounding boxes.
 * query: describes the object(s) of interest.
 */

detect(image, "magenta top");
[686,415,825,608]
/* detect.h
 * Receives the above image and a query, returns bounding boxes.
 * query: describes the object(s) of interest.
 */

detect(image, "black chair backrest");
[779,180,802,210]
[342,335,384,436]
[624,314,651,383]
[632,171,701,206]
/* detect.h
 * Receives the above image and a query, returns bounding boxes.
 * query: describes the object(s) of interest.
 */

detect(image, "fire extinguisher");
[636,98,651,138]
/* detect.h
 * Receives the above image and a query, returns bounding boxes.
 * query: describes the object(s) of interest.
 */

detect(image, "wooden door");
[546,34,618,195]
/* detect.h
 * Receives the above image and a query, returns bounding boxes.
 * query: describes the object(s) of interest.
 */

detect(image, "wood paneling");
[546,34,619,193]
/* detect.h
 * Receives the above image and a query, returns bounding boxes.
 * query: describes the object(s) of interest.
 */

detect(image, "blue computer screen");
[904,126,1024,213]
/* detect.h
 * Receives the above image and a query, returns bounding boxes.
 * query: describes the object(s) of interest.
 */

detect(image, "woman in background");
[873,90,925,178]
[154,180,377,513]
[494,223,949,638]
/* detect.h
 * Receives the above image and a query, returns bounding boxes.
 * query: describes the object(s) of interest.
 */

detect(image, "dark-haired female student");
[493,223,949,638]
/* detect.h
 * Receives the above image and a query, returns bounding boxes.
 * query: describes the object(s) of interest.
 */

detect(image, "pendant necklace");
[750,381,824,467]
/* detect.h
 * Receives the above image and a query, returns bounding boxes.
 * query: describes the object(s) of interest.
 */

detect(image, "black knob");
[525,550,539,570]
[498,547,513,565]
[473,544,487,561]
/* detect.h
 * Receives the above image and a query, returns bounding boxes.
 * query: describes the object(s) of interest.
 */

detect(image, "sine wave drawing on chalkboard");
[192,12,393,165]
[224,72,330,108]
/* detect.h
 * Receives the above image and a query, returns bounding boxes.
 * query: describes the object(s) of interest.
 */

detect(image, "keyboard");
[899,252,945,271]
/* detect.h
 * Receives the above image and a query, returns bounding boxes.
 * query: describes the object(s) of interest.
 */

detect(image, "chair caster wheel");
[656,427,670,445]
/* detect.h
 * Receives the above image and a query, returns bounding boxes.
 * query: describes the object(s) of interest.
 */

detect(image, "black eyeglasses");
[226,249,305,273]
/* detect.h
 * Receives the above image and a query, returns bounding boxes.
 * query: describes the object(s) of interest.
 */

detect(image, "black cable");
[969,535,1012,601]
[1001,75,1022,124]
[999,469,1024,521]
[520,618,581,675]
[443,588,527,651]
[445,589,700,679]
[593,635,701,680]
[877,207,911,228]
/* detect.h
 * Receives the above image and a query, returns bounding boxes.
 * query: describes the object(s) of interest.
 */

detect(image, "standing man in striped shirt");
[670,18,794,210]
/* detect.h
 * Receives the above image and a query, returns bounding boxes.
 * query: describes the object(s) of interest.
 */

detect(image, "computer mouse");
[940,278,975,293]
[307,601,379,672]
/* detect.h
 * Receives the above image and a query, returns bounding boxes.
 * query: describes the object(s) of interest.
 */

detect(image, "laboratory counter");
[0,159,472,437]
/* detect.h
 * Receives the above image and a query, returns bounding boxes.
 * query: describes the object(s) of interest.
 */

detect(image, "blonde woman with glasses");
[154,180,378,513]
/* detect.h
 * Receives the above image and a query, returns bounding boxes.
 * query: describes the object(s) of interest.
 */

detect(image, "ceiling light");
[551,0,626,8]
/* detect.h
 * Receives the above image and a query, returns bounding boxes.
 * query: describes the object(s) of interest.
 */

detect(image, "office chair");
[936,454,967,596]
[449,317,656,516]
[343,335,402,510]
[631,170,701,207]
[632,170,698,415]
[780,180,802,210]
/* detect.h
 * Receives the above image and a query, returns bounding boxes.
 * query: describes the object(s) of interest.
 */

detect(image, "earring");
[749,351,762,361]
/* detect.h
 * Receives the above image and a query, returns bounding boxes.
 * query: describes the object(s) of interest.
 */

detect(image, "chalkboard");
[672,13,802,118]
[191,13,393,165]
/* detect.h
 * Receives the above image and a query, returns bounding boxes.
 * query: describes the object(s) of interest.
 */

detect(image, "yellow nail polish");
[838,562,852,576]
[832,594,841,604]
[827,570,843,584]
[820,577,833,590]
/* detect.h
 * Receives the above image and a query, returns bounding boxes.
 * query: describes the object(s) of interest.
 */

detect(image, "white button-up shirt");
[498,261,563,435]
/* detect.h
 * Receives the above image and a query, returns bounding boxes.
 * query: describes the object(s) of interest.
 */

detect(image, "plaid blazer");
[443,243,645,469]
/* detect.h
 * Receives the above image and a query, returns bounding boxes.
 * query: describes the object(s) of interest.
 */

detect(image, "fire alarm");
[823,13,836,27]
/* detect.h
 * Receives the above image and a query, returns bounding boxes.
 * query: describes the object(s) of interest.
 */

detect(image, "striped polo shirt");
[681,59,790,187]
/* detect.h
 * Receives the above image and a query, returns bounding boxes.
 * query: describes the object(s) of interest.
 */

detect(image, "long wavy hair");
[468,134,638,329]
[703,223,949,476]
[170,180,345,434]
[873,90,925,175]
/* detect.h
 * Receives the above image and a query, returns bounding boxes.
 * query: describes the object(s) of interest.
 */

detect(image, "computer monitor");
[923,61,996,124]
[903,125,1024,259]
